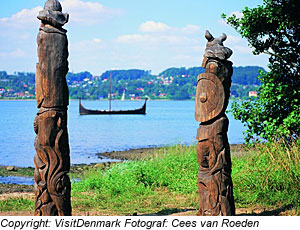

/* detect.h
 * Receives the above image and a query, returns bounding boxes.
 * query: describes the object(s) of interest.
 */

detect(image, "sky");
[0,0,269,75]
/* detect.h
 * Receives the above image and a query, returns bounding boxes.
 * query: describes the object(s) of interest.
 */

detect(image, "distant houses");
[249,91,257,97]
[0,67,263,100]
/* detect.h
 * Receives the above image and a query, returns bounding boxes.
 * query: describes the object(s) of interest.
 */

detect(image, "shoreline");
[1,143,298,216]
[0,98,244,102]
[0,98,189,101]
[97,143,247,161]
[0,144,246,194]
[0,144,246,171]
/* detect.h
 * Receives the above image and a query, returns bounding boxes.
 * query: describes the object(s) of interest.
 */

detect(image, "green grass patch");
[0,197,34,211]
[72,145,199,214]
[1,141,299,215]
[73,142,299,215]
[232,139,300,208]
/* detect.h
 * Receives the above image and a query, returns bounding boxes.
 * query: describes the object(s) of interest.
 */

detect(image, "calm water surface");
[0,100,246,167]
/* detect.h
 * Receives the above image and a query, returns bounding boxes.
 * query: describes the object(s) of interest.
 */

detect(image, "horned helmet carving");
[204,30,233,60]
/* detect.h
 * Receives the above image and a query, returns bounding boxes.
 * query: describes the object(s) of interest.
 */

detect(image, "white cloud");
[117,21,200,45]
[182,24,200,34]
[226,35,242,44]
[113,21,204,74]
[116,34,146,43]
[139,21,200,34]
[0,0,121,30]
[232,45,253,54]
[219,34,252,54]
[139,21,171,33]
[0,48,25,58]
[61,0,122,25]
[0,6,42,29]
[0,3,268,75]
[71,38,104,53]
[116,34,196,45]
[92,38,102,43]
[0,1,122,74]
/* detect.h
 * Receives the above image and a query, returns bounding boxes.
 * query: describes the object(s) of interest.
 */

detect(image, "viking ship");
[79,72,148,115]
[79,97,147,115]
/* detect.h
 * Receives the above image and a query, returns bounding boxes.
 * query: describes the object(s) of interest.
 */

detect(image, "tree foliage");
[232,66,265,85]
[67,71,92,82]
[223,0,300,142]
[160,66,263,85]
[101,69,150,81]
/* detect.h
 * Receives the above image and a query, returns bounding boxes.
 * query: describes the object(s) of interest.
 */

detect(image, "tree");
[222,0,300,142]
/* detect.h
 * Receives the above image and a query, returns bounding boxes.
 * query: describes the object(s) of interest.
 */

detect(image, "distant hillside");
[101,69,151,81]
[0,71,35,97]
[232,66,265,85]
[0,66,265,100]
[67,71,92,82]
[159,67,204,78]
[159,66,265,85]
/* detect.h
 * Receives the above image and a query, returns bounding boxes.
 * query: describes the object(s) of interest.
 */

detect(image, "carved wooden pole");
[195,31,235,215]
[33,0,71,216]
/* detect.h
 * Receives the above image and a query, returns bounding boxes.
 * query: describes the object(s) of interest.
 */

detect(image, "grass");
[71,145,199,215]
[0,197,34,211]
[232,139,300,209]
[0,141,299,215]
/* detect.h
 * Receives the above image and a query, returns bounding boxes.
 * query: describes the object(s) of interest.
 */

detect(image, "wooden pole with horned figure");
[195,30,235,216]
[33,0,71,216]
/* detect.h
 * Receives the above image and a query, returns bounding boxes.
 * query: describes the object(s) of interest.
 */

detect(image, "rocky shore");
[0,144,246,194]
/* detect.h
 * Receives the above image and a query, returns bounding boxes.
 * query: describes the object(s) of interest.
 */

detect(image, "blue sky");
[0,0,268,75]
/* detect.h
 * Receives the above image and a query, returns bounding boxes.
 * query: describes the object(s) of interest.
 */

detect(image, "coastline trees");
[223,0,300,142]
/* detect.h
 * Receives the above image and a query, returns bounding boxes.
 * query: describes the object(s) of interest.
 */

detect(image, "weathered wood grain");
[34,0,71,216]
[195,31,235,216]
[195,73,225,122]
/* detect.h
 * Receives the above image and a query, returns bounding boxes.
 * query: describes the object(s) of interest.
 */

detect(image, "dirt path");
[0,191,293,216]
[0,208,292,216]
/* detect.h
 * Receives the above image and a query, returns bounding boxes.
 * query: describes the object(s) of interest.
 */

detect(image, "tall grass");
[73,141,300,214]
[72,145,199,214]
[1,142,298,214]
[232,139,300,207]
[73,145,198,194]
[0,197,34,211]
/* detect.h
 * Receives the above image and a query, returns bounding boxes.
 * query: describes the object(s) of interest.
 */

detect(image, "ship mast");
[109,71,112,111]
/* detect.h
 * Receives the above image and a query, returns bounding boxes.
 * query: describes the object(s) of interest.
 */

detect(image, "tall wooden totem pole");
[195,31,235,216]
[33,0,71,216]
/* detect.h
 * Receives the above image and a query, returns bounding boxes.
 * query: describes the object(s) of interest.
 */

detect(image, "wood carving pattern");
[34,0,71,216]
[195,31,235,216]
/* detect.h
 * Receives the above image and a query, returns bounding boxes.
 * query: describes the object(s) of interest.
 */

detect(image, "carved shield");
[195,73,224,122]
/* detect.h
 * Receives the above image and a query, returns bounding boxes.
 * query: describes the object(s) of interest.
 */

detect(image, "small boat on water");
[79,97,148,115]
[121,89,125,101]
[79,72,148,115]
